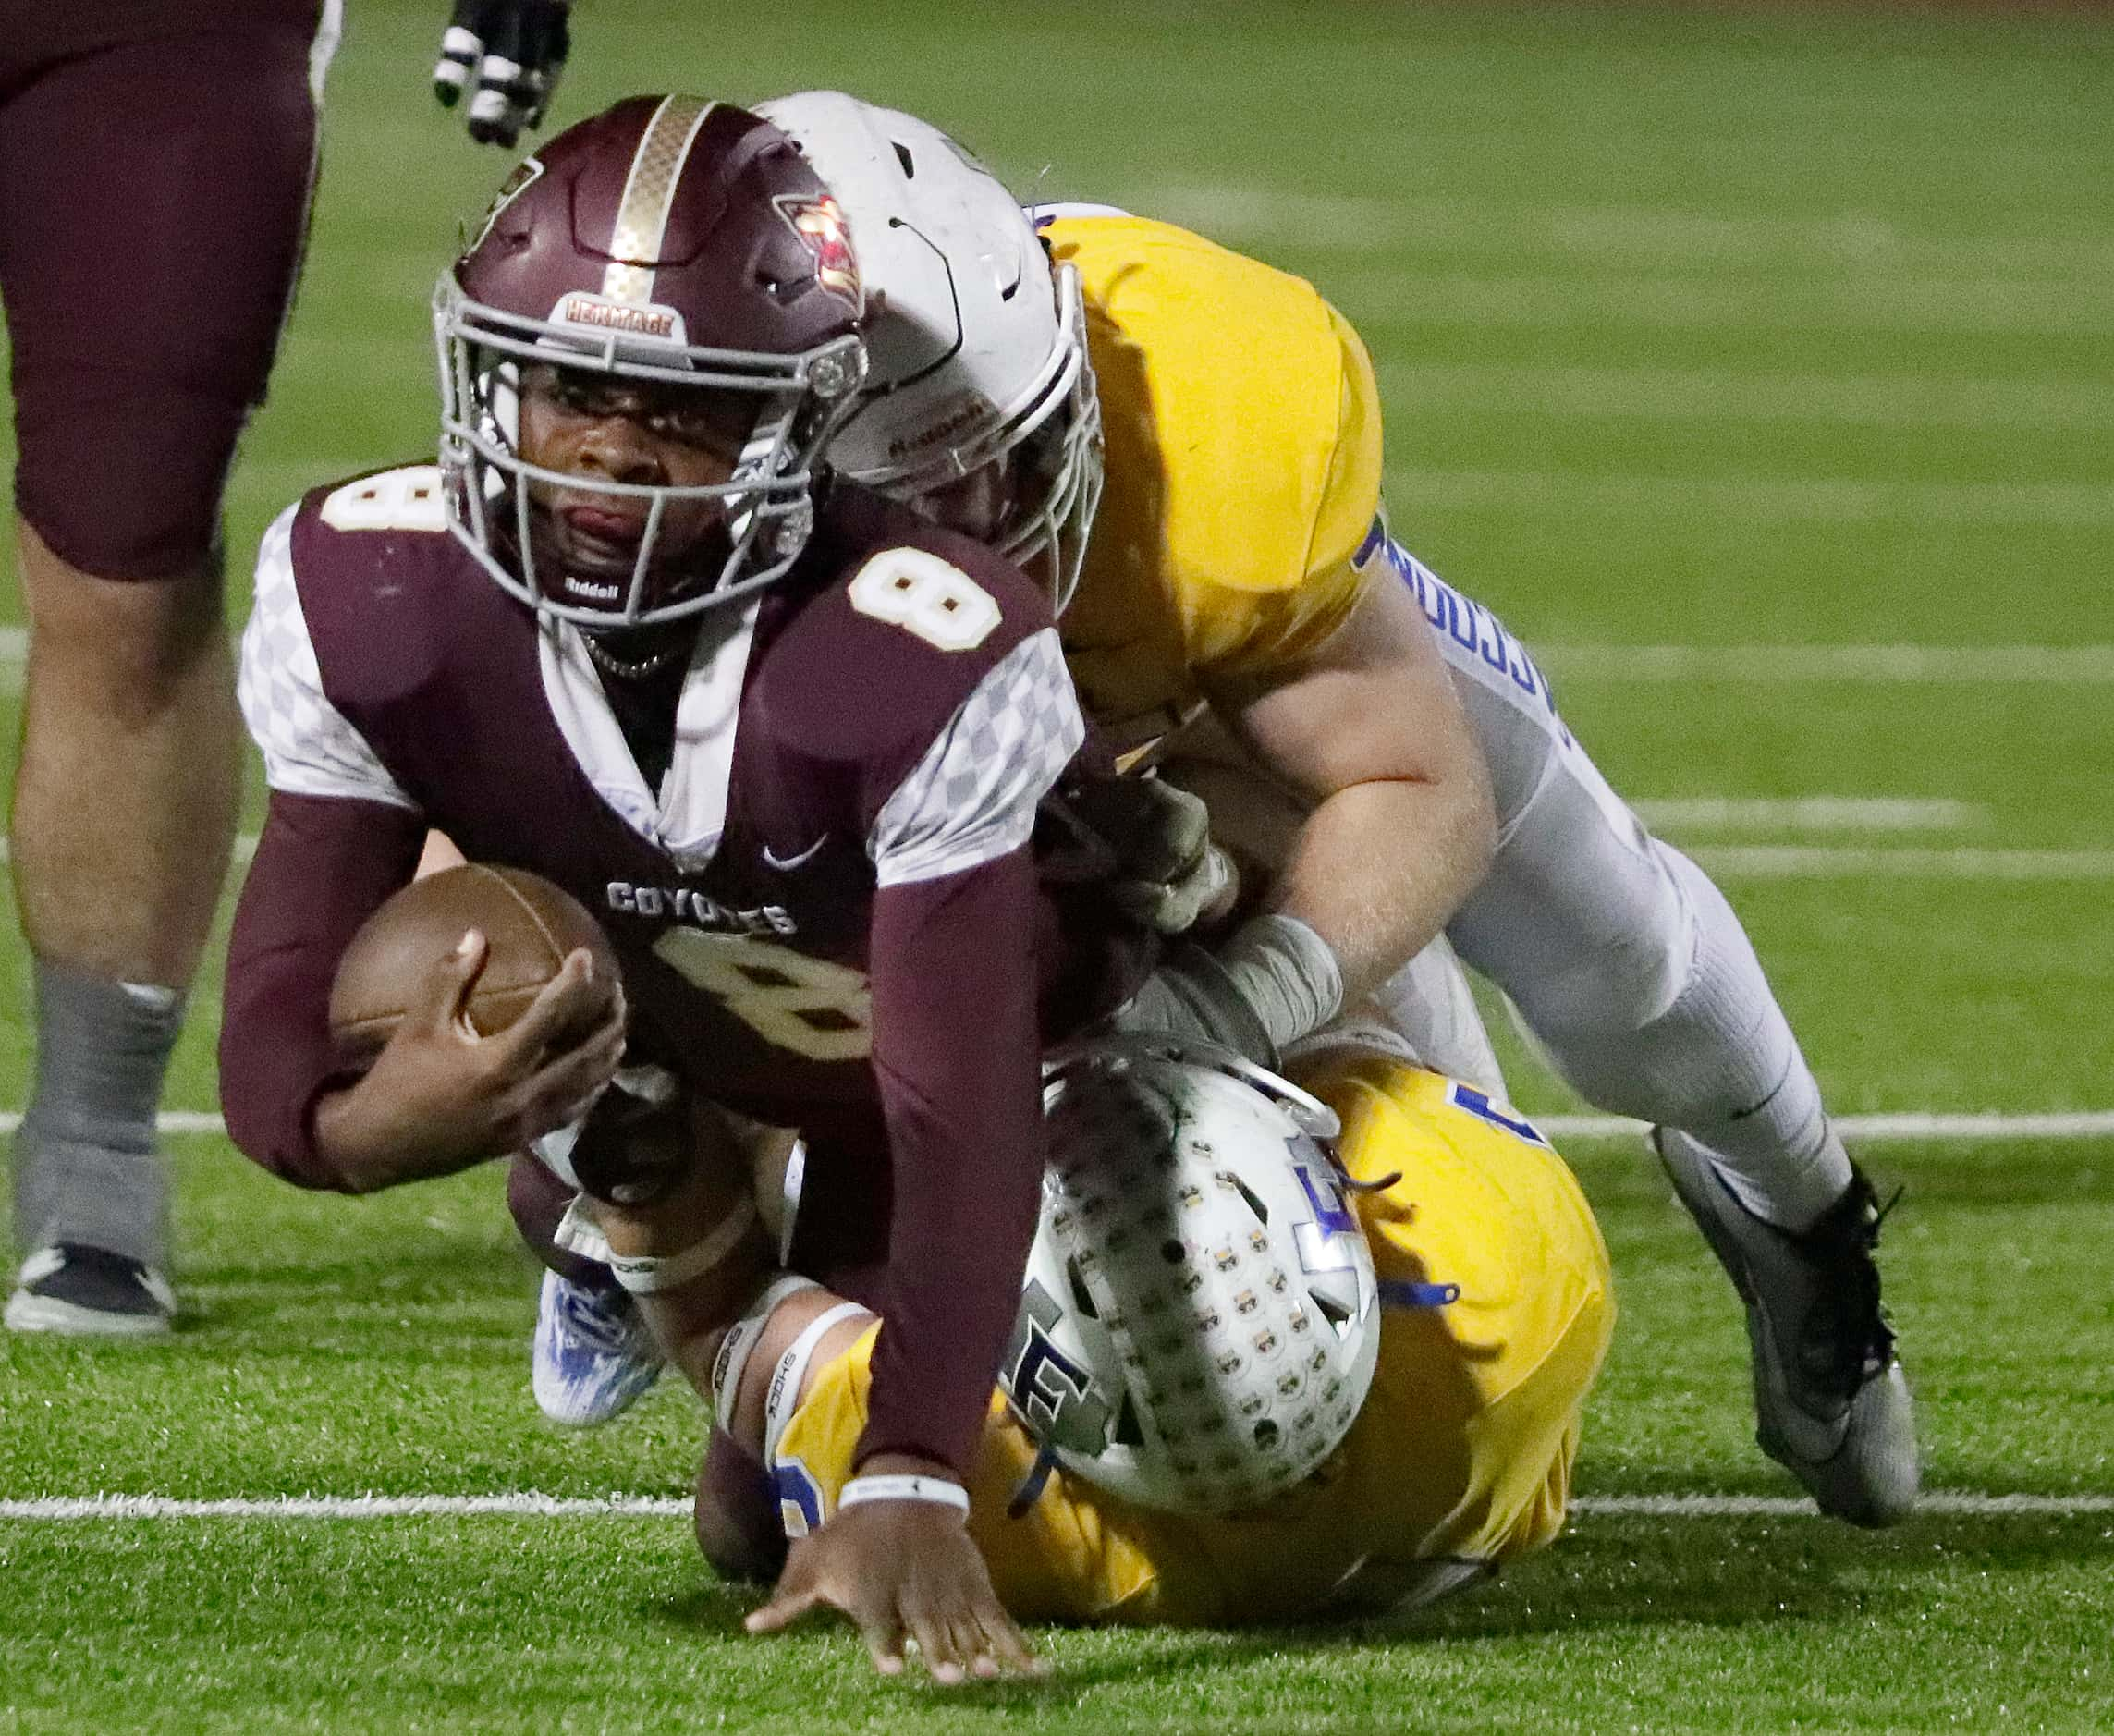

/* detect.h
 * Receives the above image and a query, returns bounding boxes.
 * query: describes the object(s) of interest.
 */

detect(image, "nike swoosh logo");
[761,835,828,872]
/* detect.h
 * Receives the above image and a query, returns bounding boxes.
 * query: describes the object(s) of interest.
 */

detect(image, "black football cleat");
[1655,1130,1918,1526]
[6,1243,176,1337]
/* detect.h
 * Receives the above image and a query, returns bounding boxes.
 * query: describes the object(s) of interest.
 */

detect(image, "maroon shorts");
[0,2,331,580]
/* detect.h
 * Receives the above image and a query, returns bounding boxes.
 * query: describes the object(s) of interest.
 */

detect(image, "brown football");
[328,864,619,1060]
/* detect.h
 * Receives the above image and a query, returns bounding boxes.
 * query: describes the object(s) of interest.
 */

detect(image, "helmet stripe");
[602,94,715,305]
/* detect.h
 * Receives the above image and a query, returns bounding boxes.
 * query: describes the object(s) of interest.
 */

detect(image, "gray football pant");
[1375,541,1851,1229]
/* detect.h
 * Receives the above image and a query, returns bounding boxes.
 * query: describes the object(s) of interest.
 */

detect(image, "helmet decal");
[548,291,687,344]
[774,193,863,311]
[758,92,1102,609]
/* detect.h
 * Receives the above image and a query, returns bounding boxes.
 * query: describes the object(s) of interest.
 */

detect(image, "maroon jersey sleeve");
[219,790,425,1189]
[759,508,1090,1478]
[857,847,1047,1476]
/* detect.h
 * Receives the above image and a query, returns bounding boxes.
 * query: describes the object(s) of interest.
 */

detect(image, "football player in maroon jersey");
[2,1,581,1337]
[219,95,1154,1681]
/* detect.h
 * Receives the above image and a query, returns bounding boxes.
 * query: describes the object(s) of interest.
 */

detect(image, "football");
[328,864,619,1059]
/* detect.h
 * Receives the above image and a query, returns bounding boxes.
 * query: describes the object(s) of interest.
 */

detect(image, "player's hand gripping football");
[745,1456,1044,1684]
[431,0,571,147]
[315,931,625,1190]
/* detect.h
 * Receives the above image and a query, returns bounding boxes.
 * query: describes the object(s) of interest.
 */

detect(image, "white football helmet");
[756,91,1104,610]
[999,1035,1381,1516]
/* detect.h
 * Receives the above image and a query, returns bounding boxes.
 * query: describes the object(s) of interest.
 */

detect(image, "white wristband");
[837,1473,971,1517]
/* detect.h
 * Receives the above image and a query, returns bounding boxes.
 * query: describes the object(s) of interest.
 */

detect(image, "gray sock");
[11,959,186,1270]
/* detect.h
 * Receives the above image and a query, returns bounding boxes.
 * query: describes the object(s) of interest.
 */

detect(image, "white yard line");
[1540,644,2114,682]
[28,838,2109,878]
[1537,1111,2114,1142]
[2,1491,2108,1522]
[1375,362,2114,434]
[1689,846,2114,881]
[8,833,2113,882]
[1570,1493,2114,1519]
[1131,184,2114,280]
[15,1109,2108,1143]
[4,633,2112,683]
[1395,469,2114,527]
[0,1495,687,1521]
[0,1112,229,1137]
[1632,798,1979,834]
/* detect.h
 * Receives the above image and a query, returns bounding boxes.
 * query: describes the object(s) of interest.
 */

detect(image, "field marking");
[3,1492,2108,1522]
[4,634,2112,684]
[1352,274,2110,339]
[1538,1112,2114,1142]
[1540,644,2114,682]
[0,806,1998,881]
[1688,846,2114,881]
[11,1109,2108,1143]
[26,840,2108,880]
[1396,469,2114,527]
[1570,1494,2114,1520]
[0,1496,687,1521]
[1375,362,2114,434]
[1133,184,2114,281]
[1632,798,1978,834]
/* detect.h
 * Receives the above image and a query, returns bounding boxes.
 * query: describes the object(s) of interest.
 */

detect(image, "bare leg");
[6,523,237,1308]
[12,522,238,984]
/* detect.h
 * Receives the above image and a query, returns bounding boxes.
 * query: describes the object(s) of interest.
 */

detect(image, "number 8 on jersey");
[848,548,1002,652]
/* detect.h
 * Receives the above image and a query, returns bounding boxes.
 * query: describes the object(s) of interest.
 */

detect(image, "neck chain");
[584,633,685,681]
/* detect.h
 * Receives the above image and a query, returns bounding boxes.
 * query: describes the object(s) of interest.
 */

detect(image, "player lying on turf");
[605,1031,1610,1663]
[216,95,1195,1678]
[536,89,1912,1525]
[738,93,1913,1528]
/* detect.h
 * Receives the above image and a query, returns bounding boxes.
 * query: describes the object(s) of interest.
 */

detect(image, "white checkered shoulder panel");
[238,504,417,811]
[869,628,1083,888]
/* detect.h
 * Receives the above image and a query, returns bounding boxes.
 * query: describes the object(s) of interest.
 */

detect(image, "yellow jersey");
[1042,213,1386,750]
[767,1049,1614,1626]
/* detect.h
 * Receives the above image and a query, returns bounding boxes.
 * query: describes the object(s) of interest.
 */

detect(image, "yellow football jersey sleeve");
[1042,214,1386,745]
[764,1051,1614,1628]
[766,1323,1169,1625]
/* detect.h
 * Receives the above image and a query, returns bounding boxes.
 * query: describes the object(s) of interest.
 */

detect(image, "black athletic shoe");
[1655,1131,1918,1526]
[5,1243,176,1337]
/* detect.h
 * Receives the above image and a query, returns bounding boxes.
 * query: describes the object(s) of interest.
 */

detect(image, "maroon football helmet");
[435,95,868,628]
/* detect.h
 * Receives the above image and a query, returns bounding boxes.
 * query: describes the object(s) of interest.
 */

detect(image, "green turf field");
[4,2,2112,1729]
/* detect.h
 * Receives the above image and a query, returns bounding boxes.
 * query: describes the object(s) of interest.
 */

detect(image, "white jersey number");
[320,466,449,534]
[848,549,1001,652]
[654,930,873,1063]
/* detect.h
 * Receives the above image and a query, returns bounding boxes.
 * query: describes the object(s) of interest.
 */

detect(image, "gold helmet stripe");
[602,94,715,305]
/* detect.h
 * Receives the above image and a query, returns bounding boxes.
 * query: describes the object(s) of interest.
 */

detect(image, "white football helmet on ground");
[999,1035,1381,1516]
[756,90,1103,609]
